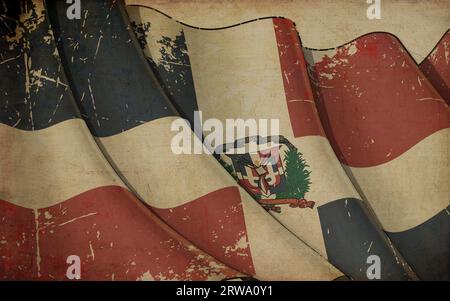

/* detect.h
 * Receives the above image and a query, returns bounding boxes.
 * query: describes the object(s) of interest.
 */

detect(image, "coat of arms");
[216,136,315,213]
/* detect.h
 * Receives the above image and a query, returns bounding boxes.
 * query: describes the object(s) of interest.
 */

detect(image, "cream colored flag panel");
[128,6,416,280]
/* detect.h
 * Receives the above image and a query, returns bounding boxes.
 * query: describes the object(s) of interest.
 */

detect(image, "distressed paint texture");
[419,30,450,105]
[130,20,199,126]
[0,0,242,281]
[306,33,450,280]
[125,0,450,63]
[273,18,325,138]
[129,7,417,280]
[48,0,342,280]
[0,200,37,280]
[306,33,450,167]
[317,198,413,280]
[386,205,450,281]
[0,0,77,130]
[0,186,239,280]
[3,0,447,281]
[46,0,173,137]
[154,187,255,276]
[37,186,238,281]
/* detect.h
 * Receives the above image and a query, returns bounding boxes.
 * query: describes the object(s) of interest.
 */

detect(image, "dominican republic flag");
[126,5,419,280]
[0,0,243,281]
[306,32,450,280]
[46,0,343,281]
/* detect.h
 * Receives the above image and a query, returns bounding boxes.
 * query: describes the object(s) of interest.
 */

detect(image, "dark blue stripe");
[317,198,417,280]
[387,206,450,280]
[46,0,175,137]
[0,0,78,130]
[130,20,199,127]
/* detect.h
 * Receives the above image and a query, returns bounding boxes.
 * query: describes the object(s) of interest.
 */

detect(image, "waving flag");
[4,0,445,281]
[0,0,241,281]
[46,0,342,280]
[126,5,417,280]
[306,32,450,280]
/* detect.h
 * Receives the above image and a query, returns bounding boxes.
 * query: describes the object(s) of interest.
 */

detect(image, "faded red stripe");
[0,186,239,280]
[309,33,450,167]
[273,18,325,138]
[0,201,37,280]
[153,187,256,276]
[419,31,450,105]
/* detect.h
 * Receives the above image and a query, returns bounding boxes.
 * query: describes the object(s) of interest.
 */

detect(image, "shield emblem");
[217,136,315,212]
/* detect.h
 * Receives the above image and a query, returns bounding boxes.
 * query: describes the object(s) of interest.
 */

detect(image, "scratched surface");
[47,0,343,281]
[0,187,241,280]
[130,18,199,126]
[419,30,450,105]
[47,0,173,137]
[306,33,450,280]
[0,0,77,130]
[0,0,242,281]
[128,7,418,280]
[305,33,450,167]
[3,0,447,281]
[126,0,450,63]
